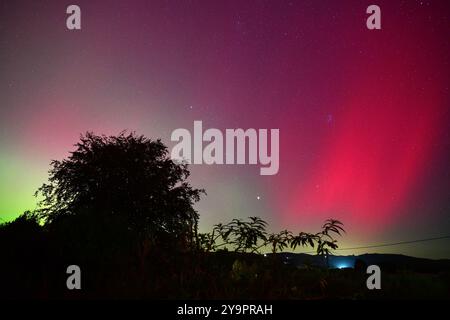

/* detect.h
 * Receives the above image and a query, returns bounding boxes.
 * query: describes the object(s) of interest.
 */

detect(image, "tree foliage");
[34,131,204,251]
[204,217,268,253]
[200,217,345,258]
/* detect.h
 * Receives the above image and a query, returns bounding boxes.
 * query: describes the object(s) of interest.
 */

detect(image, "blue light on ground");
[331,258,355,269]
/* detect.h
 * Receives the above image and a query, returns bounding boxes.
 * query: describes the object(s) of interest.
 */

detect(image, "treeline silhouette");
[1,132,205,298]
[1,132,449,299]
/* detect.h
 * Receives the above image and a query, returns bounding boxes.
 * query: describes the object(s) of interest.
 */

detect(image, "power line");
[335,235,450,251]
[301,235,450,254]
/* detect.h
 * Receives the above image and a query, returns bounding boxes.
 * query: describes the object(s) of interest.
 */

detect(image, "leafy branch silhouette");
[200,217,345,261]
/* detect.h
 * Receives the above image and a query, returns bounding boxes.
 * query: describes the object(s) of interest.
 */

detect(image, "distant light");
[336,263,350,269]
[257,196,261,200]
[264,253,267,257]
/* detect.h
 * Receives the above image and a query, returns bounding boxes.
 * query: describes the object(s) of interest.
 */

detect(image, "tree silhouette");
[266,230,293,253]
[34,132,204,259]
[317,219,345,267]
[201,217,345,261]
[291,219,345,267]
[200,217,268,253]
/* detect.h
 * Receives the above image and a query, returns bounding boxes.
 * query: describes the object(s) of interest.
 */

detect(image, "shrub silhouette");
[0,211,46,298]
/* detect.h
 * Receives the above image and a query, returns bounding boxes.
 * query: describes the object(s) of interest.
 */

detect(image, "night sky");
[1,0,449,258]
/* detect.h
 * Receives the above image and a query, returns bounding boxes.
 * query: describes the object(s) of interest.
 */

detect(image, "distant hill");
[275,252,450,273]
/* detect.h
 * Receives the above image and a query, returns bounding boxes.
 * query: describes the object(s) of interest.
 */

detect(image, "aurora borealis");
[1,0,449,258]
